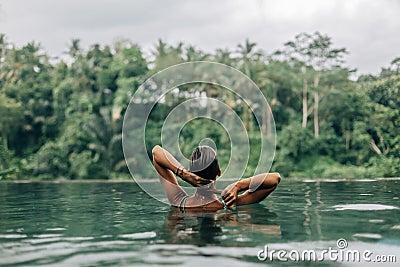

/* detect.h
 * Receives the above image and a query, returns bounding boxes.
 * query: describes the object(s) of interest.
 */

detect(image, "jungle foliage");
[0,32,399,180]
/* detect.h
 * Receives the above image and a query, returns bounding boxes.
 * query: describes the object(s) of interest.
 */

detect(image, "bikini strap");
[217,195,228,210]
[179,195,189,213]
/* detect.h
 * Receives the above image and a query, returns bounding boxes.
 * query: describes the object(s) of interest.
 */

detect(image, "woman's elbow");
[272,172,281,186]
[152,145,162,161]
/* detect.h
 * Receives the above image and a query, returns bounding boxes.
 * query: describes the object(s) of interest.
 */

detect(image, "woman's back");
[152,145,281,210]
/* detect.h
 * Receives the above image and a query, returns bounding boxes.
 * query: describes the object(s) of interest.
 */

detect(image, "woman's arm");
[152,145,210,206]
[152,145,210,187]
[221,173,281,207]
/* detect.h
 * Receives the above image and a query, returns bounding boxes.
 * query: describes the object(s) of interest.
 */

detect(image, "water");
[0,179,399,266]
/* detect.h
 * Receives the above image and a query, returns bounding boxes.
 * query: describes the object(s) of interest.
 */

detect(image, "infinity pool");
[1,179,399,266]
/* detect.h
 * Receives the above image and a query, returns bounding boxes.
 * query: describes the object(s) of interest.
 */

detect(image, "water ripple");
[119,231,156,239]
[333,204,399,211]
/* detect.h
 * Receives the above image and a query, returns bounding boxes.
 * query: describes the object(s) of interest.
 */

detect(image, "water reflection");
[160,205,281,246]
[1,180,400,266]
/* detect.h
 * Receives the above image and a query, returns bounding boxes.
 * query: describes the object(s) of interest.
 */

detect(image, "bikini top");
[178,194,227,213]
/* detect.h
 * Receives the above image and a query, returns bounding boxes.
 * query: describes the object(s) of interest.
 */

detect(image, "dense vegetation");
[0,32,399,180]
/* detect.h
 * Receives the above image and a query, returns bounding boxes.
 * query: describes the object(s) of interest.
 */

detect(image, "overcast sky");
[1,0,399,74]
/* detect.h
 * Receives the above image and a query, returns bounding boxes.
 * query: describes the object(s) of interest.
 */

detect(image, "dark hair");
[189,146,219,180]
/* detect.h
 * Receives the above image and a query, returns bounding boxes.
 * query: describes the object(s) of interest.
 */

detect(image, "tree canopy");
[0,32,399,180]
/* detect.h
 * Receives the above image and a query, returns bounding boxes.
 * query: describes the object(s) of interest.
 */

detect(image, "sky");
[0,0,399,74]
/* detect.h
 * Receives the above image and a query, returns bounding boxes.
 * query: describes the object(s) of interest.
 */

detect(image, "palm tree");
[0,34,6,70]
[236,39,269,133]
[237,39,262,78]
[82,107,125,174]
[214,48,234,66]
[67,39,82,59]
[185,45,209,61]
[390,57,400,75]
[152,39,183,70]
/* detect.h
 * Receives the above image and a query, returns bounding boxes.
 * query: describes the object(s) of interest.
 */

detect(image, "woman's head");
[189,146,220,180]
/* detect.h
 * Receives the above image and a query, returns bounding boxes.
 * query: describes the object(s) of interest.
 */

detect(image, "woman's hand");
[180,169,210,187]
[221,183,240,207]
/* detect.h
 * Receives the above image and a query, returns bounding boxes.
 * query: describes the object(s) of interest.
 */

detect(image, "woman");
[152,145,281,211]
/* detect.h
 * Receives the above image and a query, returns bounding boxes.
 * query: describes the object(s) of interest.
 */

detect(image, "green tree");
[0,94,23,151]
[275,32,347,137]
[152,39,184,70]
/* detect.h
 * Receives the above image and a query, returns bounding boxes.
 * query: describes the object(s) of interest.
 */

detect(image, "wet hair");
[189,146,219,180]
